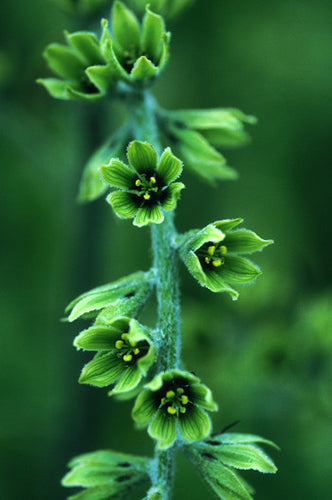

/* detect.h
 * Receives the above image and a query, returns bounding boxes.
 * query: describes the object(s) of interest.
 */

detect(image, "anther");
[205,257,211,264]
[150,176,156,184]
[161,397,166,405]
[207,245,215,256]
[167,406,177,415]
[143,194,151,200]
[121,333,129,340]
[135,179,141,187]
[181,395,189,405]
[176,388,184,394]
[220,245,227,255]
[134,348,140,355]
[123,354,133,362]
[179,407,187,414]
[166,390,175,399]
[212,259,223,267]
[115,340,124,349]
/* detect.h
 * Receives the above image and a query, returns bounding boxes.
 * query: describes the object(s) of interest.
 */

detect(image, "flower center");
[135,174,159,201]
[160,387,190,416]
[115,333,148,364]
[197,243,227,268]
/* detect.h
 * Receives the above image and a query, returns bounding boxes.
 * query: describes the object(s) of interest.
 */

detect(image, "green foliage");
[132,370,218,449]
[62,450,150,499]
[177,219,273,299]
[100,140,184,226]
[185,433,278,500]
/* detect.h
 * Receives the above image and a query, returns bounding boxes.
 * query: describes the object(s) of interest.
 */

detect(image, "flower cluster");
[132,370,218,449]
[101,140,184,226]
[38,1,169,101]
[178,218,273,300]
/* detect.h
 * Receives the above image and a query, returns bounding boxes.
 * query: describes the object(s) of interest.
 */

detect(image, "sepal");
[65,270,154,322]
[184,432,278,500]
[62,449,150,499]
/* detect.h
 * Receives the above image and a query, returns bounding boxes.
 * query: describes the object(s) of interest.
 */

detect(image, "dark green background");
[1,0,331,498]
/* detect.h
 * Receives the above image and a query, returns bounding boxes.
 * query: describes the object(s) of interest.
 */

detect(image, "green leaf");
[204,462,253,500]
[37,78,70,100]
[65,31,104,66]
[127,141,158,171]
[133,204,164,227]
[66,271,152,321]
[130,56,158,80]
[112,1,141,52]
[79,351,125,387]
[68,449,150,470]
[108,191,138,218]
[225,229,274,254]
[149,409,177,449]
[169,108,256,131]
[179,407,211,443]
[43,43,85,80]
[206,432,279,449]
[157,147,183,184]
[221,255,262,284]
[142,7,165,62]
[161,182,185,211]
[101,159,135,189]
[203,128,251,148]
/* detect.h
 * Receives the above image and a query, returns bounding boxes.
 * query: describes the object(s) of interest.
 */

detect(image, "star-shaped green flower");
[178,218,273,300]
[132,370,218,449]
[74,317,156,395]
[100,140,184,227]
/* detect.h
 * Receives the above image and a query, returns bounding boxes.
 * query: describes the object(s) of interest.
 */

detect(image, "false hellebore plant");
[40,1,278,499]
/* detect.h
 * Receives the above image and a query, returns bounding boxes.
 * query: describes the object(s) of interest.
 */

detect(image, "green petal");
[214,218,243,232]
[204,270,239,299]
[133,205,164,227]
[221,255,262,284]
[157,147,183,184]
[127,140,158,172]
[100,20,130,80]
[132,389,159,423]
[225,229,274,254]
[183,224,225,253]
[190,384,218,411]
[148,409,177,449]
[137,344,156,374]
[101,160,135,188]
[74,325,121,351]
[65,85,103,102]
[112,1,141,52]
[142,7,165,62]
[179,406,211,443]
[161,182,185,212]
[65,31,104,66]
[43,43,85,80]
[37,78,70,100]
[107,191,138,218]
[79,352,125,387]
[130,56,158,80]
[86,63,116,92]
[111,365,142,394]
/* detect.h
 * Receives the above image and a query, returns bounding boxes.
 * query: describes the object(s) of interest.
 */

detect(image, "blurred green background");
[1,0,331,498]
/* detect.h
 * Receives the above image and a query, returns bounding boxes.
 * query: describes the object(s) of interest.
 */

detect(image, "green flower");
[74,317,156,394]
[158,108,256,183]
[101,1,170,85]
[178,218,273,300]
[132,370,218,449]
[100,140,184,227]
[38,29,115,102]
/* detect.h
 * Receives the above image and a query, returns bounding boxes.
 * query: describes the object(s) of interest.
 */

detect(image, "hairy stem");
[128,90,181,499]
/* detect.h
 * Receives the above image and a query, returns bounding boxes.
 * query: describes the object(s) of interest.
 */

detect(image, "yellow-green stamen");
[115,340,124,349]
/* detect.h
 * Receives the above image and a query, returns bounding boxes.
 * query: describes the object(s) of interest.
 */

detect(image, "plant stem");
[128,90,182,499]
